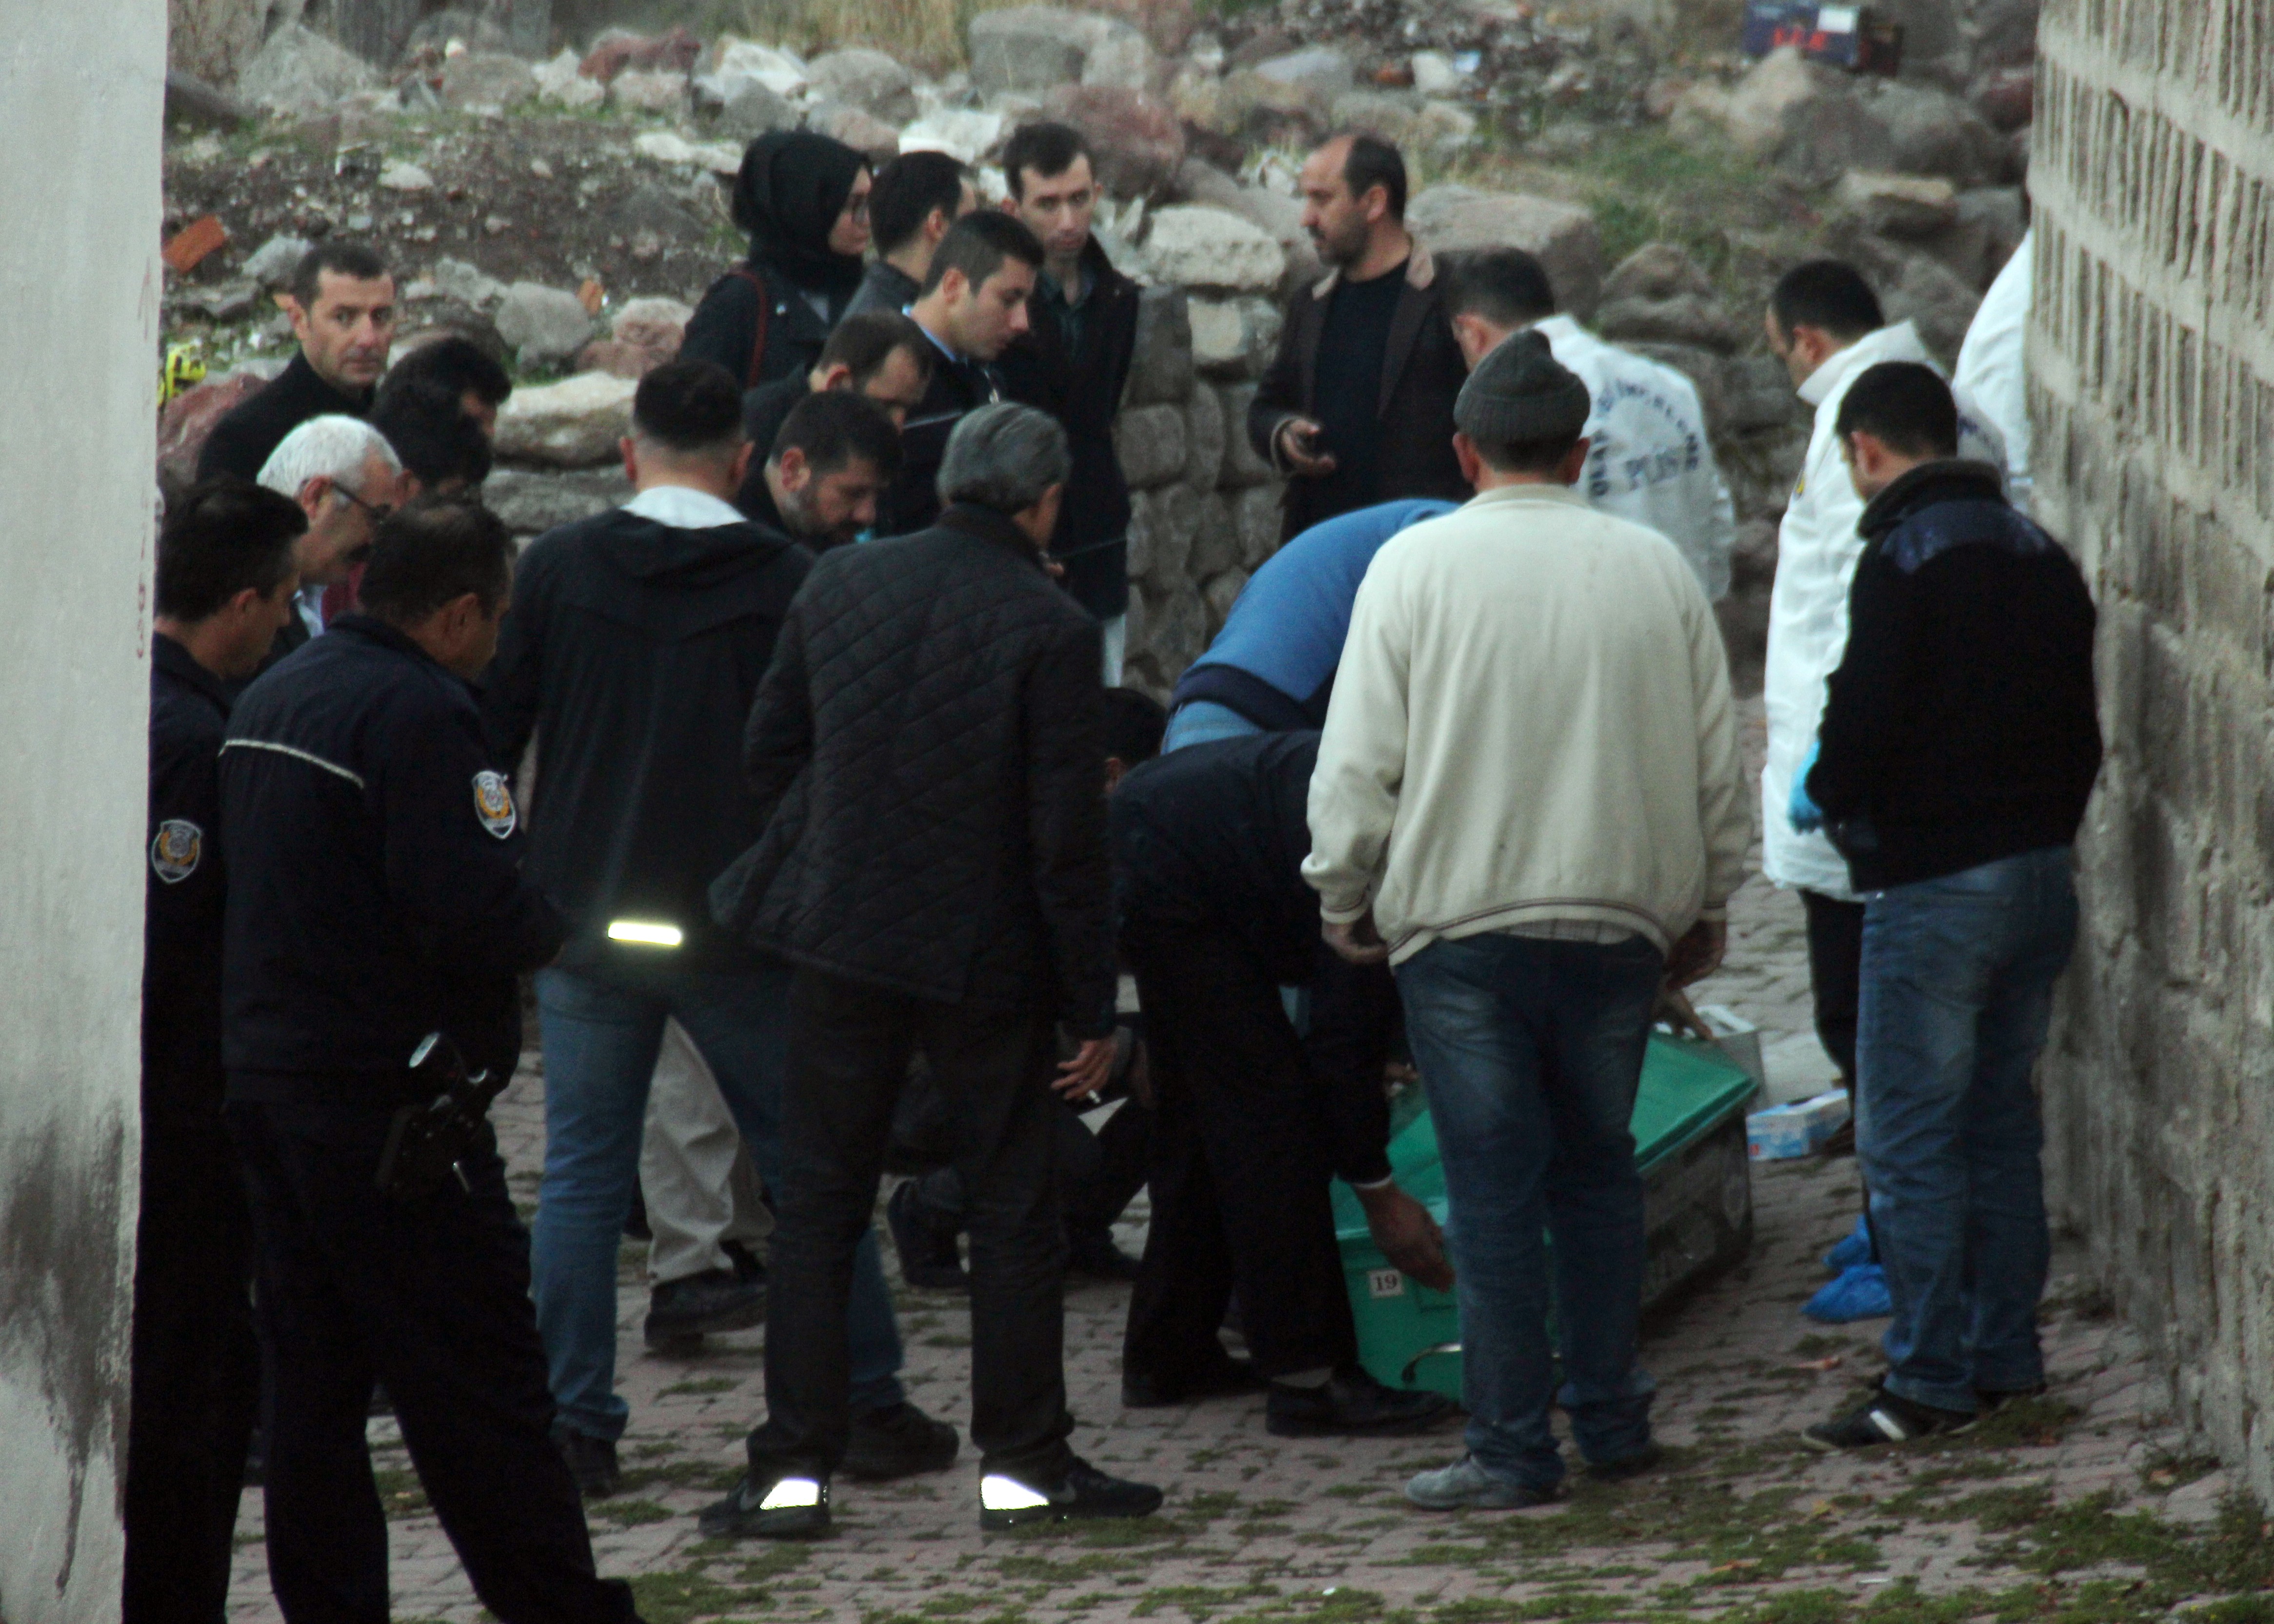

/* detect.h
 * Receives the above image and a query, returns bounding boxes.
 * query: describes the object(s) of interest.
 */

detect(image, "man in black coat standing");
[199,242,396,480]
[1246,136,1468,541]
[126,477,306,1624]
[996,122,1141,677]
[485,362,949,1499]
[704,404,1162,1540]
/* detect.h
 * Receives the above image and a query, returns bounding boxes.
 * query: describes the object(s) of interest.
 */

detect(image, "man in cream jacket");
[1304,332,1751,1511]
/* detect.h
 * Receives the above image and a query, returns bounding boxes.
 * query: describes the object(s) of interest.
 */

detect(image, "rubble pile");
[159,0,2048,691]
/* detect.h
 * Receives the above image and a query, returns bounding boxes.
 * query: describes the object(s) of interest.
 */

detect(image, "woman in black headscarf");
[680,130,873,390]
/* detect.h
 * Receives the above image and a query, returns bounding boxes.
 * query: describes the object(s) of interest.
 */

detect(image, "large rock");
[495,282,597,369]
[1128,575,1206,687]
[1182,384,1226,495]
[1200,565,1248,636]
[1084,0,1196,55]
[807,48,918,125]
[899,109,1006,166]
[1114,404,1190,491]
[1593,242,1742,352]
[1232,484,1282,570]
[1186,295,1282,380]
[611,296,693,359]
[806,104,902,166]
[1252,46,1353,99]
[495,373,639,468]
[164,70,257,132]
[1143,206,1285,294]
[705,38,811,98]
[1216,384,1275,487]
[1041,86,1184,199]
[582,26,703,83]
[970,6,1154,96]
[236,23,379,115]
[1188,490,1241,578]
[484,467,635,535]
[1407,186,1606,318]
[1184,68,1332,151]
[632,131,744,175]
[440,52,537,112]
[157,368,271,498]
[608,69,689,116]
[1859,79,2017,188]
[607,182,708,246]
[242,233,315,289]
[418,257,507,310]
[1837,170,1960,239]
[1124,287,1194,406]
[1126,483,1199,585]
[700,74,799,137]
[1171,158,1320,293]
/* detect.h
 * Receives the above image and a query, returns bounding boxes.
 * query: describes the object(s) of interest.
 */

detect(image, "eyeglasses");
[335,482,393,524]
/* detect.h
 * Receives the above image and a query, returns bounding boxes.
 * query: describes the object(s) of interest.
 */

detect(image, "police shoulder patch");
[151,818,203,883]
[473,770,517,839]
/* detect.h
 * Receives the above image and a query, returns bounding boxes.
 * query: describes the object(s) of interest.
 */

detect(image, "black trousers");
[908,1089,1154,1236]
[226,1098,636,1624]
[123,1106,260,1624]
[1120,919,1363,1384]
[749,970,1075,1481]
[1801,890,1867,1087]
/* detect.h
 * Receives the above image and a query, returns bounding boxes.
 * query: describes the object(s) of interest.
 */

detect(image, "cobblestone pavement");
[228,704,2268,1623]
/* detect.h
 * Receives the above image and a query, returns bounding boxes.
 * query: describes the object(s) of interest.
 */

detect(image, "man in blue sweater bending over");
[1163,498,1456,751]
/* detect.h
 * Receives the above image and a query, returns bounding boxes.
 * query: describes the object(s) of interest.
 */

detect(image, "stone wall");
[2029,0,2274,1499]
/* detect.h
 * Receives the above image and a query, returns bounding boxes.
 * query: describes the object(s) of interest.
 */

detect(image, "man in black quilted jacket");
[704,404,1163,1539]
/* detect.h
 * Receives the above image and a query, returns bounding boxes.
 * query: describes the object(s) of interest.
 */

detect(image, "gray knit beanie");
[1454,330,1591,445]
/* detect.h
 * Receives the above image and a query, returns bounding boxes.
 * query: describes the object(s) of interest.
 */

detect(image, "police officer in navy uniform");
[126,478,307,1624]
[219,496,641,1624]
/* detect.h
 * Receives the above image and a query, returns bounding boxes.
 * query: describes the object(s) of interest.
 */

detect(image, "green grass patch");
[658,1376,740,1397]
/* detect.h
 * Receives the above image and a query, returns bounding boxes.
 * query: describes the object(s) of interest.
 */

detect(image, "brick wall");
[2029,0,2274,1499]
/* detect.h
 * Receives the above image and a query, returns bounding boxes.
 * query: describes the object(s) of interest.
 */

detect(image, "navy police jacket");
[219,615,566,1094]
[144,635,234,1121]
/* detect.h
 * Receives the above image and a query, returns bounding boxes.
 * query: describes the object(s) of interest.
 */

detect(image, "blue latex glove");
[1788,739,1825,833]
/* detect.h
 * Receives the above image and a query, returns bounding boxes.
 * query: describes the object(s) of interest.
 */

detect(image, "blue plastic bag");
[1804,1262,1891,1323]
[1823,1213,1873,1272]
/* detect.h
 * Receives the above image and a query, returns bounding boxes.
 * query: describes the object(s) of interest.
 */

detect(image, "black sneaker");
[1066,1225,1142,1282]
[841,1401,959,1481]
[555,1427,622,1499]
[886,1181,969,1292]
[1265,1367,1457,1438]
[697,1470,832,1539]
[1121,1356,1266,1409]
[979,1457,1164,1530]
[1584,1442,1665,1482]
[1803,1386,1974,1451]
[644,1268,766,1350]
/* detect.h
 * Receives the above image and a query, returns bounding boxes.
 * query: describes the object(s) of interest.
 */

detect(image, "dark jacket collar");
[327,612,450,672]
[279,349,373,416]
[934,503,1051,568]
[153,632,235,713]
[1859,459,2009,540]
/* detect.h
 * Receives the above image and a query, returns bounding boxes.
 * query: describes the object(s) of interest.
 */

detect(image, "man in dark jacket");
[199,242,395,480]
[1247,136,1468,541]
[1115,730,1456,1437]
[737,380,905,550]
[126,478,304,1624]
[703,404,1162,1539]
[996,122,1141,673]
[1794,362,2101,1451]
[484,362,949,1498]
[843,150,977,317]
[220,498,638,1624]
[737,310,934,526]
[881,212,1044,536]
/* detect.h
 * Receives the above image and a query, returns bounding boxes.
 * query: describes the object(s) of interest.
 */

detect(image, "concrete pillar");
[0,0,164,1616]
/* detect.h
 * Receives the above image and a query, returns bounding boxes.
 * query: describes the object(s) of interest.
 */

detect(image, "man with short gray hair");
[702,402,1161,1540]
[255,414,406,661]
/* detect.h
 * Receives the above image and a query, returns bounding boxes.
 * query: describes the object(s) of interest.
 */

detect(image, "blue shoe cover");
[1803,1263,1892,1323]
[1823,1214,1873,1273]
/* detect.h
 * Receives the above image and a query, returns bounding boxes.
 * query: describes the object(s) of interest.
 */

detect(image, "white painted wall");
[0,1,165,1616]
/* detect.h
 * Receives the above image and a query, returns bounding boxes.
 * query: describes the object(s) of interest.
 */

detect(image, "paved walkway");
[227,704,2260,1623]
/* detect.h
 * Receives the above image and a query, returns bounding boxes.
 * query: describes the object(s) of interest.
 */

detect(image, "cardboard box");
[1740,1,1904,75]
[1746,1089,1853,1160]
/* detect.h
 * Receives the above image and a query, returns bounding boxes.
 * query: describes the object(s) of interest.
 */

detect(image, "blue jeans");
[1395,931,1664,1490]
[1161,700,1263,752]
[532,963,905,1441]
[1856,847,2078,1414]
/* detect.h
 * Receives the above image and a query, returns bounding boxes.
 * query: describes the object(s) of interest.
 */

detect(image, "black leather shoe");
[1066,1225,1142,1281]
[1265,1367,1457,1437]
[698,1471,831,1539]
[1585,1442,1664,1481]
[721,1237,767,1284]
[979,1457,1164,1530]
[886,1181,969,1292]
[644,1268,766,1350]
[841,1401,959,1481]
[1121,1356,1266,1409]
[555,1427,621,1499]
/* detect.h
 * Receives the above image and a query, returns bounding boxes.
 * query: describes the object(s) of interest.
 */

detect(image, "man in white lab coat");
[1759,260,2007,1087]
[1955,229,2034,498]
[1442,248,1737,600]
